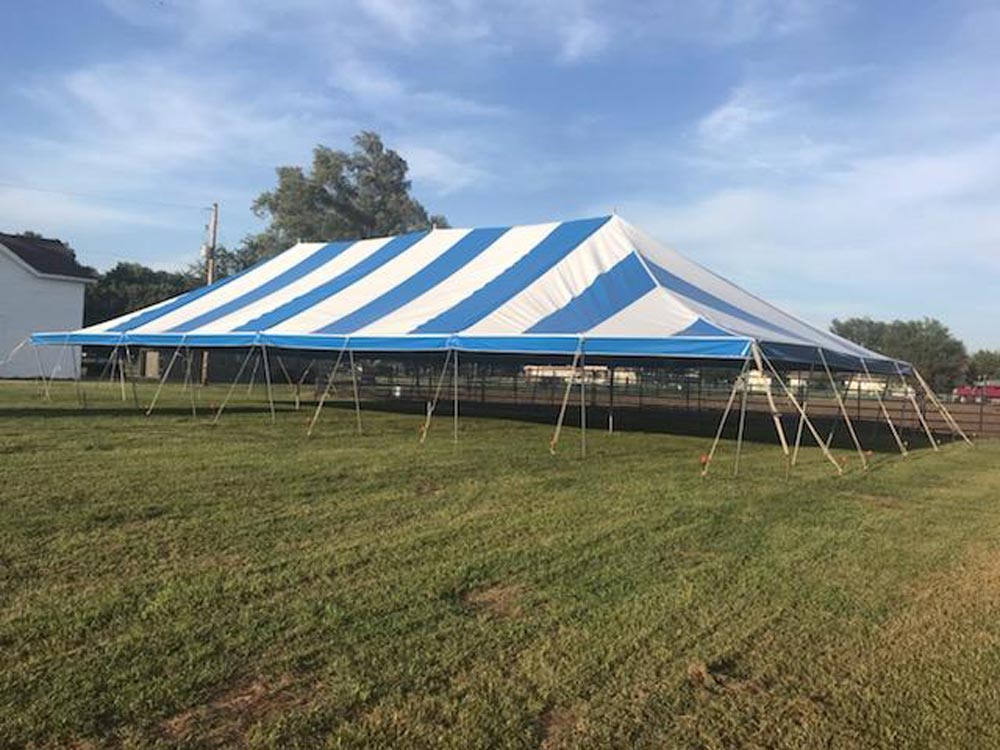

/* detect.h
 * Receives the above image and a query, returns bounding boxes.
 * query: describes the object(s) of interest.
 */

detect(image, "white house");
[0,233,96,378]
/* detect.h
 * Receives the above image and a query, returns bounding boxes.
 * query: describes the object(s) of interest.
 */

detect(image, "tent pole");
[349,349,363,436]
[759,350,844,475]
[752,342,790,458]
[45,338,71,397]
[125,346,141,409]
[184,347,197,417]
[212,347,256,425]
[145,344,184,416]
[295,359,316,410]
[419,350,453,444]
[580,350,587,458]
[261,344,276,424]
[453,349,459,445]
[860,358,908,456]
[117,346,128,402]
[34,344,52,401]
[275,355,299,410]
[732,361,750,477]
[550,346,583,454]
[791,363,814,467]
[894,362,938,451]
[818,349,868,470]
[912,368,973,446]
[701,355,751,477]
[608,365,615,434]
[246,349,261,395]
[306,344,348,437]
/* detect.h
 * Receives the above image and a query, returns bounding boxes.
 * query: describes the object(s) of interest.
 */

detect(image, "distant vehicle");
[953,383,1000,403]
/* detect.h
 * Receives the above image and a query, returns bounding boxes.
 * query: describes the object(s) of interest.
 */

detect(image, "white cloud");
[397,143,489,194]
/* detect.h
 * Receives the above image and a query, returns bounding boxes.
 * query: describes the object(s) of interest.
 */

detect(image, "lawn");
[1,379,998,749]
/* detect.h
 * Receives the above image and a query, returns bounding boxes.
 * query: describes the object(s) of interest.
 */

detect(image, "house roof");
[0,232,97,281]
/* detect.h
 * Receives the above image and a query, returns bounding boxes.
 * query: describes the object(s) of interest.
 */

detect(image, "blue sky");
[1,0,997,349]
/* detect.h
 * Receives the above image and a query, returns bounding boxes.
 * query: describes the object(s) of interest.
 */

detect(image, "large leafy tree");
[248,131,447,260]
[85,263,197,326]
[830,317,968,389]
[968,350,1000,382]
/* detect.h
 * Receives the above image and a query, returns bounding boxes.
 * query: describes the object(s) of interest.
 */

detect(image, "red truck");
[953,383,1000,403]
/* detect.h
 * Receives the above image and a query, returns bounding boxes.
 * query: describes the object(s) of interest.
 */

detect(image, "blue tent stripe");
[168,240,356,333]
[674,318,735,336]
[645,261,809,344]
[235,231,429,332]
[315,226,509,334]
[526,254,655,334]
[107,275,242,332]
[412,216,610,334]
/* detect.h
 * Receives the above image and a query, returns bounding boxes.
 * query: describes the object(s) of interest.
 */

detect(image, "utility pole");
[200,202,219,385]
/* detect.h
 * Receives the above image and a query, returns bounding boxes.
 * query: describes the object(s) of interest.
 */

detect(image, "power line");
[0,180,213,212]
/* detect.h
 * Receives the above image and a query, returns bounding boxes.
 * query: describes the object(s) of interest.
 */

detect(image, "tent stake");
[419,350,453,444]
[701,355,750,477]
[307,344,348,436]
[760,350,844,475]
[212,347,256,425]
[894,363,938,451]
[912,368,973,446]
[349,349,363,435]
[860,359,907,456]
[261,344,276,424]
[550,345,583,454]
[818,349,868,470]
[146,344,184,416]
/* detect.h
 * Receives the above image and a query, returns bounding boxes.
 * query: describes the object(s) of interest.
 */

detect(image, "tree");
[85,263,198,326]
[830,317,968,389]
[249,131,447,260]
[968,350,1000,383]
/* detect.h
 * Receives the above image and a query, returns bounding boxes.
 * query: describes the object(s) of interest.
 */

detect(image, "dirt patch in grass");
[160,675,302,746]
[464,583,525,618]
[686,659,766,695]
[538,705,581,749]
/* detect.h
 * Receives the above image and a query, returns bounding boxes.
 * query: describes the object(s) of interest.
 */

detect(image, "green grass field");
[1,380,998,749]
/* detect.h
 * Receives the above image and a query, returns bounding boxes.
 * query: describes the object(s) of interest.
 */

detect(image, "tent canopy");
[32,215,907,373]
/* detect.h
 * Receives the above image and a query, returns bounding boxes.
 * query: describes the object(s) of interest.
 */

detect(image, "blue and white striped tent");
[31,215,906,373]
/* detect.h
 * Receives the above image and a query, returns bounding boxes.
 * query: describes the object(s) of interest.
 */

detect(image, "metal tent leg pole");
[246,349,261,395]
[34,345,52,401]
[701,356,750,477]
[760,350,843,475]
[146,344,183,416]
[349,349,363,436]
[818,349,868,470]
[912,368,973,446]
[275,356,299,410]
[126,346,141,410]
[860,358,907,456]
[261,344,276,424]
[212,348,256,426]
[751,342,790,458]
[580,351,587,458]
[733,364,750,477]
[307,345,348,437]
[550,347,583,455]
[791,364,814,468]
[184,347,198,417]
[419,350,453,444]
[895,363,938,451]
[453,349,459,445]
